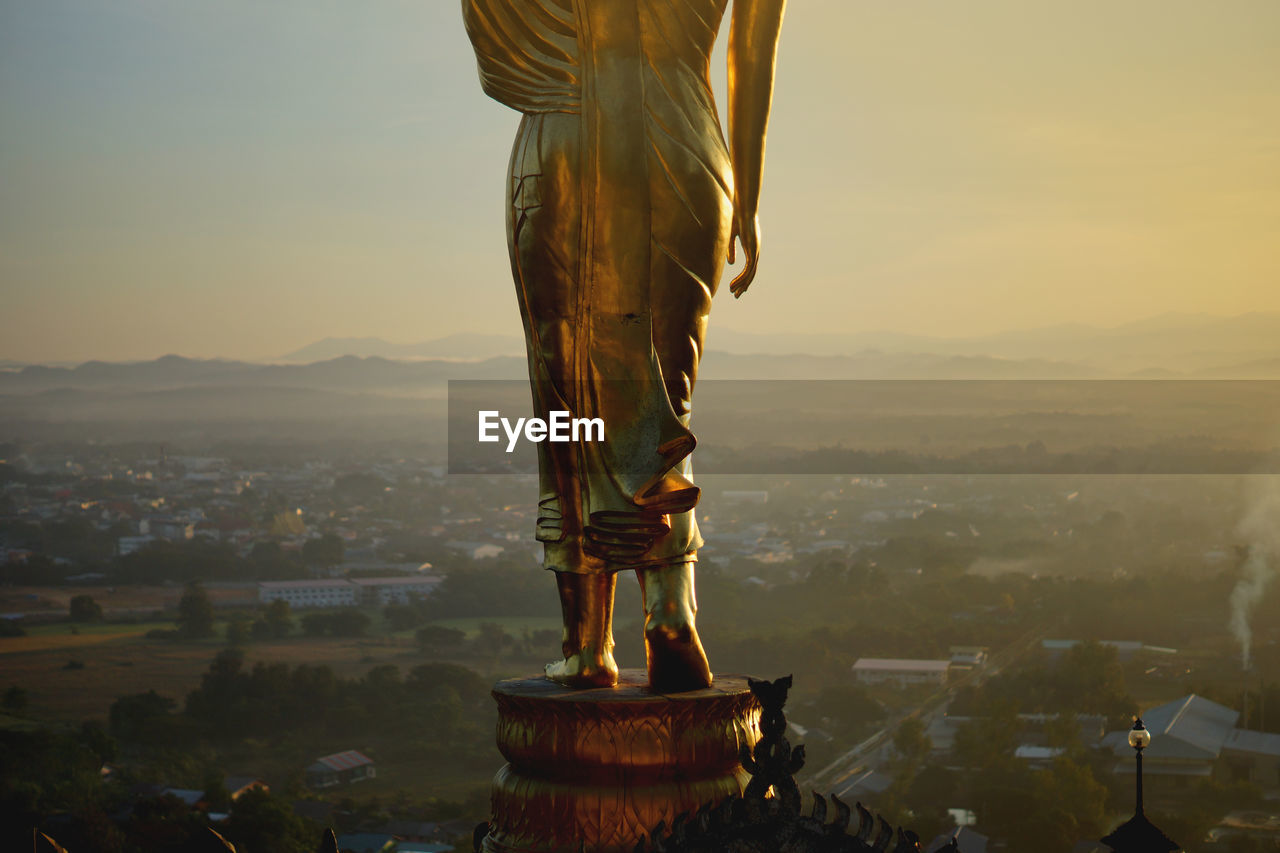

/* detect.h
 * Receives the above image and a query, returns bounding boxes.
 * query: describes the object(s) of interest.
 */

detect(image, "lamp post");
[1129,718,1151,816]
[1100,716,1179,853]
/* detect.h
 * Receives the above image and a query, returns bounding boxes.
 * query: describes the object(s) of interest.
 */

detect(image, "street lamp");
[1100,716,1179,853]
[1128,718,1151,816]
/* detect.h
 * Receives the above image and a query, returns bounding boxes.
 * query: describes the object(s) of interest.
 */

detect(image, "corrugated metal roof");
[260,579,354,589]
[1105,694,1239,761]
[161,788,205,806]
[1225,728,1280,758]
[1042,639,1143,652]
[1146,694,1239,758]
[852,658,950,672]
[315,750,374,771]
[1015,745,1065,760]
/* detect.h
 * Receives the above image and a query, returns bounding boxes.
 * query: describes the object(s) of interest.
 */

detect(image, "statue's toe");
[545,654,618,689]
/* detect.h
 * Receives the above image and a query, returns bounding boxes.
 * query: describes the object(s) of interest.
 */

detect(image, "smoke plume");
[1229,476,1280,671]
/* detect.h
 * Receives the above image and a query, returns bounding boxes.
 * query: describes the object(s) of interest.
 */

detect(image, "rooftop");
[348,575,444,587]
[311,750,374,771]
[853,658,950,672]
[1104,694,1239,761]
[1225,727,1280,758]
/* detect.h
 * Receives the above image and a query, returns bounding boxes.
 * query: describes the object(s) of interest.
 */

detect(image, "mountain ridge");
[256,311,1280,372]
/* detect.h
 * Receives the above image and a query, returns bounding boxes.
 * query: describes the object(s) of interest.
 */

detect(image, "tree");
[416,625,467,655]
[892,716,932,771]
[68,594,103,622]
[993,757,1110,853]
[474,622,514,657]
[953,698,1023,774]
[1056,640,1135,722]
[269,511,306,538]
[109,689,177,741]
[247,541,306,580]
[203,769,232,812]
[328,608,370,637]
[903,762,958,812]
[221,788,314,853]
[2,685,28,714]
[812,683,885,738]
[184,648,251,735]
[407,662,491,706]
[176,582,216,638]
[302,532,344,568]
[226,618,251,646]
[301,612,329,637]
[298,609,370,638]
[1044,710,1084,759]
[263,598,293,638]
[385,603,426,632]
[422,565,559,619]
[1037,757,1109,841]
[78,720,117,765]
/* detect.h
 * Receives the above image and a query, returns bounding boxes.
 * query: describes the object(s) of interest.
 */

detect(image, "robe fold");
[464,0,733,573]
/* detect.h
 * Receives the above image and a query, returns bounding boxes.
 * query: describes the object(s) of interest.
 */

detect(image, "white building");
[852,658,950,687]
[117,535,155,556]
[258,576,444,609]
[259,580,358,609]
[949,645,988,667]
[1041,639,1144,661]
[349,576,444,605]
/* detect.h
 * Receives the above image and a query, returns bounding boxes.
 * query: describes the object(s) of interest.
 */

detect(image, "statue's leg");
[637,561,713,692]
[545,571,619,688]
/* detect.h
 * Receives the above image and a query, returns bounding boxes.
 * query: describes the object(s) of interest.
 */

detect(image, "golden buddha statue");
[463,0,786,692]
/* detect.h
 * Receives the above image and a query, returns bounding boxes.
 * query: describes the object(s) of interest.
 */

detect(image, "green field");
[0,610,569,727]
[21,619,174,638]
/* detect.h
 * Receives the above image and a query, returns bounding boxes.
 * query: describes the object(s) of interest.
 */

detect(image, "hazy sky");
[2,0,1278,362]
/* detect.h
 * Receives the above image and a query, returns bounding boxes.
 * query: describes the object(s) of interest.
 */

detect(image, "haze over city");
[3,0,1279,363]
[5,4,1280,851]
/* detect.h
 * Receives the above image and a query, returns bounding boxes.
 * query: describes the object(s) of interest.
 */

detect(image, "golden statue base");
[480,670,762,853]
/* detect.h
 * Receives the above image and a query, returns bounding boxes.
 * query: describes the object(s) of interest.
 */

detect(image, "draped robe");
[463,0,733,573]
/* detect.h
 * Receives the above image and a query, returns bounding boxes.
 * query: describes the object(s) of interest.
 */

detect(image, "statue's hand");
[728,212,760,298]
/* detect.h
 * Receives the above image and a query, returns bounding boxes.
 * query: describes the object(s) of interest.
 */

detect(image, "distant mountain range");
[2,344,1280,413]
[266,312,1280,375]
[4,337,1279,448]
[699,312,1280,374]
[277,333,526,362]
[2,314,1279,435]
[0,353,528,392]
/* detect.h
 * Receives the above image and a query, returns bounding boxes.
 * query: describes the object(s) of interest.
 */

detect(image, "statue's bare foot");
[545,649,619,689]
[644,618,713,693]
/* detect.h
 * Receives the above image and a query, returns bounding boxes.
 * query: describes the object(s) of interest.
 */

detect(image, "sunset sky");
[2,0,1278,363]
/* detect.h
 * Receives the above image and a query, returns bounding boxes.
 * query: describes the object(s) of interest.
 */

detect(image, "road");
[799,625,1051,799]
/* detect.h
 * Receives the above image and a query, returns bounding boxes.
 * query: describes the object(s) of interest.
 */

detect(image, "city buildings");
[1102,694,1280,788]
[852,658,951,687]
[257,577,443,609]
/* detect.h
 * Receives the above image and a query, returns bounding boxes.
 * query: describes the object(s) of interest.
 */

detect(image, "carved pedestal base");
[480,670,762,853]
